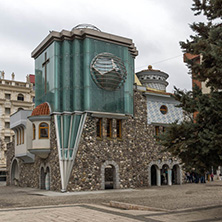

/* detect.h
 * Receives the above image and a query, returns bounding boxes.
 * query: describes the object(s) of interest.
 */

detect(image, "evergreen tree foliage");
[159,86,222,172]
[180,0,222,90]
[159,0,222,172]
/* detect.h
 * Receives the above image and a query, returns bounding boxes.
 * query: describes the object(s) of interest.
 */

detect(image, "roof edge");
[31,28,138,59]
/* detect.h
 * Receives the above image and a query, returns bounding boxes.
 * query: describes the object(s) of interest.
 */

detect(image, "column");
[83,38,90,111]
[168,169,172,186]
[157,168,161,186]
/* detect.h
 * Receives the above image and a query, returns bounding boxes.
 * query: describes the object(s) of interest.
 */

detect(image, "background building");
[0,71,35,181]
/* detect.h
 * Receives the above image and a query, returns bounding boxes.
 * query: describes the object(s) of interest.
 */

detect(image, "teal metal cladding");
[35,38,135,115]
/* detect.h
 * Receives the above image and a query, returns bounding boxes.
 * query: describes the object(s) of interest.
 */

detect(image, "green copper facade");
[32,27,137,191]
[35,38,135,115]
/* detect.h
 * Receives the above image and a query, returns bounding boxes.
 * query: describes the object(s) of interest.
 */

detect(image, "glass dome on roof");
[73,24,101,32]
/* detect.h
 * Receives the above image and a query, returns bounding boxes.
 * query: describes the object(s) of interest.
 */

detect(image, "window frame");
[107,119,112,138]
[5,93,11,100]
[5,122,10,129]
[155,126,160,136]
[96,118,102,138]
[116,119,122,139]
[33,124,36,140]
[160,105,168,115]
[5,136,10,143]
[16,129,19,145]
[5,108,11,115]
[17,93,24,101]
[21,128,24,144]
[39,122,49,139]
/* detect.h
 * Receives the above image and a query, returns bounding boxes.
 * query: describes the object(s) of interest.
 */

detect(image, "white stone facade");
[0,71,35,179]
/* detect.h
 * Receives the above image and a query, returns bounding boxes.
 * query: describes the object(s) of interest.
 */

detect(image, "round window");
[160,105,168,115]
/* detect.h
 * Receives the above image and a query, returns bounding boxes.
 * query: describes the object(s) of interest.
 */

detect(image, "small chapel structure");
[7,25,183,191]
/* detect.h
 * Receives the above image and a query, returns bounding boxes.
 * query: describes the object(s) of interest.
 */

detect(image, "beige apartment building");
[0,71,35,181]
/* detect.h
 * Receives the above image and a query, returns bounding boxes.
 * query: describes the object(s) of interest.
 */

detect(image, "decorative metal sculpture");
[90,53,127,91]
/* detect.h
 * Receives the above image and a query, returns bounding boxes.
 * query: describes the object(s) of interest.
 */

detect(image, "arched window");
[16,129,19,145]
[19,128,21,144]
[17,128,21,145]
[96,118,102,138]
[17,94,24,101]
[116,119,122,139]
[39,122,49,139]
[21,128,24,144]
[33,124,36,140]
[107,119,112,138]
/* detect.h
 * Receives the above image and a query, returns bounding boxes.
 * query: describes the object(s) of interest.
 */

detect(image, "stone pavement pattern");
[0,204,222,222]
[0,181,222,221]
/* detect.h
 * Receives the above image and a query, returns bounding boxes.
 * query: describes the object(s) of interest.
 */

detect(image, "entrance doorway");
[0,171,6,181]
[105,165,115,189]
[11,159,19,185]
[172,164,180,185]
[45,167,50,190]
[151,165,157,185]
[161,164,169,185]
[40,167,46,189]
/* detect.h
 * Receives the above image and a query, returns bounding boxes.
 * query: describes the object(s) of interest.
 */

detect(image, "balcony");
[11,109,35,163]
[10,110,32,129]
[15,144,35,163]
[29,136,50,159]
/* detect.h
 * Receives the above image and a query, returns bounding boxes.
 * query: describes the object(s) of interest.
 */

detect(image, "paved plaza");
[0,181,222,221]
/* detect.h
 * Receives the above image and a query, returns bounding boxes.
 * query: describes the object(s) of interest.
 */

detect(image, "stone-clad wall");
[6,139,14,185]
[7,119,61,191]
[7,89,173,191]
[66,89,172,191]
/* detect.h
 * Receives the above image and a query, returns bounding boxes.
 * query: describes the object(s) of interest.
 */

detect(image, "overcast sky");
[0,0,205,92]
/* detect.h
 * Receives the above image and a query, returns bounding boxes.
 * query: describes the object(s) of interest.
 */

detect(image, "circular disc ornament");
[90,53,127,91]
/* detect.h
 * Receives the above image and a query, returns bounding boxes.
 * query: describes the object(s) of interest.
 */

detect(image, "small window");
[16,128,24,145]
[16,129,19,145]
[96,118,102,138]
[107,119,112,138]
[5,94,11,100]
[160,105,168,115]
[17,94,24,101]
[19,128,22,144]
[32,96,35,103]
[33,124,36,140]
[5,122,10,128]
[21,128,24,144]
[5,136,10,143]
[155,126,160,141]
[5,108,10,115]
[155,126,160,136]
[39,122,49,139]
[162,127,165,132]
[116,119,122,139]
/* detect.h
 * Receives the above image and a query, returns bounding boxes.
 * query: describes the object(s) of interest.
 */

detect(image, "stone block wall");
[6,119,61,190]
[6,139,14,185]
[66,89,173,191]
[7,89,175,191]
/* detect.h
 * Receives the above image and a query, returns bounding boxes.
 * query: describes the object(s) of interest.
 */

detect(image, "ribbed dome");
[31,102,50,116]
[136,65,169,91]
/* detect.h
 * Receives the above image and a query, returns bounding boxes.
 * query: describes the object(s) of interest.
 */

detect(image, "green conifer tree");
[159,0,222,172]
